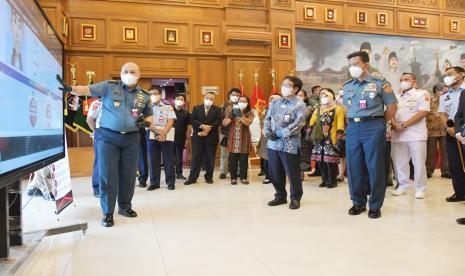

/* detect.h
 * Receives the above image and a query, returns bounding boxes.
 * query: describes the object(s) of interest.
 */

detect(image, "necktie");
[205,106,210,116]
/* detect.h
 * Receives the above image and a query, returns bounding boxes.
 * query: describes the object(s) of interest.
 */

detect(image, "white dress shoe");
[415,191,425,199]
[392,188,407,196]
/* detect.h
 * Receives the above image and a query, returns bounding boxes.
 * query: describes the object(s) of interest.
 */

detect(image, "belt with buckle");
[348,116,384,123]
[101,127,138,135]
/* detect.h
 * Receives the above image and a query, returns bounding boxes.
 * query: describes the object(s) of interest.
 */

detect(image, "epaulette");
[373,75,386,81]
[342,79,353,86]
[108,80,119,84]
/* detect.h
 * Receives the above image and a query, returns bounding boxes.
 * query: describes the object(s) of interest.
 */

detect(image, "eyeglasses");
[281,84,293,88]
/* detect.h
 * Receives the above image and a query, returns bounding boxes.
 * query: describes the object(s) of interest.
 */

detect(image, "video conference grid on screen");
[0,0,64,175]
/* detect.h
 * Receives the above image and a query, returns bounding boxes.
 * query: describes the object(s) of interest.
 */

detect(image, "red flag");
[251,83,266,113]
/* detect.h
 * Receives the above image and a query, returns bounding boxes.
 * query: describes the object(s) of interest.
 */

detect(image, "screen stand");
[0,186,9,259]
[0,180,87,275]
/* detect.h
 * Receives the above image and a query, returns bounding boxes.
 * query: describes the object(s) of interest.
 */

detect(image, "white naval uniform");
[391,88,430,192]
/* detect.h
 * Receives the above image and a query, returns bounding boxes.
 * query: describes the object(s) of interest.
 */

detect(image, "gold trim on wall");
[450,19,460,33]
[324,7,336,22]
[377,12,388,26]
[304,5,316,20]
[356,10,368,24]
[411,16,428,28]
[164,28,179,45]
[200,30,213,45]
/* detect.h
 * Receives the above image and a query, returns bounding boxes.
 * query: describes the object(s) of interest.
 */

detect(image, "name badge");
[359,100,367,110]
[284,114,291,123]
[365,83,377,92]
[131,108,138,118]
[281,104,287,109]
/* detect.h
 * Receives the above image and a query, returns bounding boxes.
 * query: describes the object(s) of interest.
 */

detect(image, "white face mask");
[281,86,294,97]
[349,66,363,78]
[121,73,138,86]
[151,95,160,103]
[320,96,329,105]
[204,99,213,107]
[400,81,412,91]
[297,96,305,101]
[444,75,458,87]
[175,99,184,107]
[230,95,239,103]
[238,102,248,110]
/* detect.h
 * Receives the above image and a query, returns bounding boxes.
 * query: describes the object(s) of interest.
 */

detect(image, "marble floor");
[12,169,465,276]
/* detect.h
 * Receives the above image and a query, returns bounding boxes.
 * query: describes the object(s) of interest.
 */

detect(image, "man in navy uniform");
[57,62,153,227]
[440,66,465,203]
[184,92,222,185]
[264,76,307,210]
[343,51,397,219]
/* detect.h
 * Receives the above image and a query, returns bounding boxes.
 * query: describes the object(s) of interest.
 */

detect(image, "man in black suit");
[185,92,222,184]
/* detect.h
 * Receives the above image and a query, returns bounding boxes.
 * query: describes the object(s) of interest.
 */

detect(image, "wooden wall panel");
[65,55,105,84]
[195,58,226,106]
[69,17,107,48]
[295,2,345,29]
[443,15,465,39]
[192,24,221,53]
[152,22,190,52]
[111,56,190,75]
[275,60,294,85]
[346,6,395,32]
[109,19,150,50]
[396,10,441,35]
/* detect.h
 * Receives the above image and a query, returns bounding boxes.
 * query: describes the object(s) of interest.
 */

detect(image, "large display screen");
[0,0,64,186]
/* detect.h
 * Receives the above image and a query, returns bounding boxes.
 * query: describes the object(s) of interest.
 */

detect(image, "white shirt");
[87,99,102,129]
[391,88,430,142]
[439,87,463,120]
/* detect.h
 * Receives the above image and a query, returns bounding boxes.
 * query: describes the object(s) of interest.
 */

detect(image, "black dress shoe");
[319,182,327,188]
[102,214,114,227]
[441,174,452,179]
[231,179,237,185]
[289,200,300,210]
[139,182,147,188]
[147,185,160,191]
[258,171,265,176]
[456,217,465,225]
[348,205,367,215]
[263,178,271,184]
[93,191,100,198]
[326,183,337,189]
[446,194,465,202]
[167,185,175,190]
[219,173,227,179]
[176,175,187,180]
[368,209,381,219]
[118,208,137,218]
[387,180,394,186]
[206,179,214,184]
[184,180,196,185]
[267,198,287,206]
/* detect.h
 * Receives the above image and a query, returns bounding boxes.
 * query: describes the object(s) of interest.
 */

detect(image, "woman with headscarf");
[309,88,345,188]
[297,89,315,181]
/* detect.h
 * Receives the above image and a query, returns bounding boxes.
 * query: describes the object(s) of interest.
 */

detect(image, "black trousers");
[174,142,185,176]
[188,141,217,182]
[445,134,465,197]
[229,153,249,180]
[268,149,303,201]
[318,161,338,185]
[137,128,148,184]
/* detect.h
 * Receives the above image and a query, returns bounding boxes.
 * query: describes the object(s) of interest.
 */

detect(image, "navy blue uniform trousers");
[147,135,175,188]
[138,128,149,185]
[346,119,386,210]
[267,149,303,201]
[445,134,465,197]
[91,133,100,194]
[95,128,140,215]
